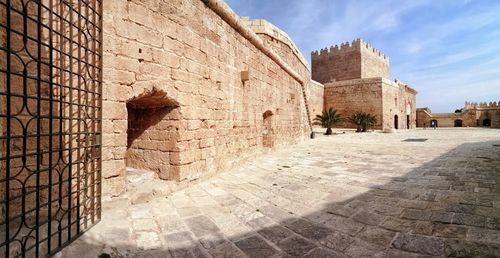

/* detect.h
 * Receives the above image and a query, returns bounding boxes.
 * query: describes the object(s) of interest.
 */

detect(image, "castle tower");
[311,39,390,84]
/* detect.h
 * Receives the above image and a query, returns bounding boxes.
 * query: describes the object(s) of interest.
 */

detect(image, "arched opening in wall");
[454,119,463,127]
[263,110,274,148]
[482,118,491,127]
[126,89,180,180]
[406,115,410,129]
[431,119,438,128]
[394,115,399,129]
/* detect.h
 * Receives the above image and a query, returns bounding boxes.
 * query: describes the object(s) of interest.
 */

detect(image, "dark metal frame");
[0,0,102,257]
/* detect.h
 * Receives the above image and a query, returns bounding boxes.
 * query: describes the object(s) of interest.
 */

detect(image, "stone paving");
[59,128,500,257]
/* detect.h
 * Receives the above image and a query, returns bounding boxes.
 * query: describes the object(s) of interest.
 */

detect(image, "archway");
[406,115,410,129]
[454,119,463,127]
[126,89,180,180]
[394,115,399,129]
[431,119,438,128]
[482,119,491,127]
[263,110,274,148]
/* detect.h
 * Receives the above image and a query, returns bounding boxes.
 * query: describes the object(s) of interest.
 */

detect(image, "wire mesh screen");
[0,0,102,257]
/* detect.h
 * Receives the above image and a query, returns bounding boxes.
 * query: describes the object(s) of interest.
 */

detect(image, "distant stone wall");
[101,0,311,196]
[417,102,500,128]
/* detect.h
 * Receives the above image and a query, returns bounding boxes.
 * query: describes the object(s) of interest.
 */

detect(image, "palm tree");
[349,112,377,132]
[313,108,343,135]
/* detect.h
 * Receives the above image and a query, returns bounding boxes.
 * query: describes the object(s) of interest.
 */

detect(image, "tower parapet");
[311,39,388,61]
[311,39,390,83]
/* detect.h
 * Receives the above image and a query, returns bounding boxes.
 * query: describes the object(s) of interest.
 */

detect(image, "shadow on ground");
[60,136,500,258]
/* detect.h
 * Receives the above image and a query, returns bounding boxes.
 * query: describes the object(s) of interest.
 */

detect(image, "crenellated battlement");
[311,39,388,60]
[464,101,500,110]
[311,38,390,82]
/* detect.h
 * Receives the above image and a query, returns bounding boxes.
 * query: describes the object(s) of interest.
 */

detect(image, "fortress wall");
[324,78,383,129]
[101,0,311,196]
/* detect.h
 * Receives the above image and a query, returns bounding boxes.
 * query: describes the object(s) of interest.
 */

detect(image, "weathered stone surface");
[284,219,334,241]
[319,231,355,252]
[257,225,294,244]
[278,235,317,257]
[433,223,467,239]
[351,210,385,225]
[303,247,347,258]
[392,233,444,256]
[401,209,432,221]
[357,225,396,246]
[234,235,278,258]
[452,213,485,227]
[444,239,500,257]
[184,216,220,237]
[344,238,386,258]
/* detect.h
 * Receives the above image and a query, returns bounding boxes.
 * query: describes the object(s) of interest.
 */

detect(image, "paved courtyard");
[60,128,500,257]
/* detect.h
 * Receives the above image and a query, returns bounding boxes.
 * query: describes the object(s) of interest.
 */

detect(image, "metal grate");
[403,138,428,142]
[0,0,103,257]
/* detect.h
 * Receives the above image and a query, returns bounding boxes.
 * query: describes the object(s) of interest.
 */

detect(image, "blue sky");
[225,0,500,112]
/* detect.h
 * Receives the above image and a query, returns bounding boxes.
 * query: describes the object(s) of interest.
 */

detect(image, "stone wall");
[101,0,311,196]
[324,78,383,129]
[311,39,389,84]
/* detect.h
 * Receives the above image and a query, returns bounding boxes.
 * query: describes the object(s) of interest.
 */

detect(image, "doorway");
[454,119,463,127]
[394,115,399,129]
[406,115,410,129]
[431,119,438,128]
[482,119,491,127]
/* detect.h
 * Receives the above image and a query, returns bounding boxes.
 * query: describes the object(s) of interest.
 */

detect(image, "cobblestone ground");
[59,128,500,258]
